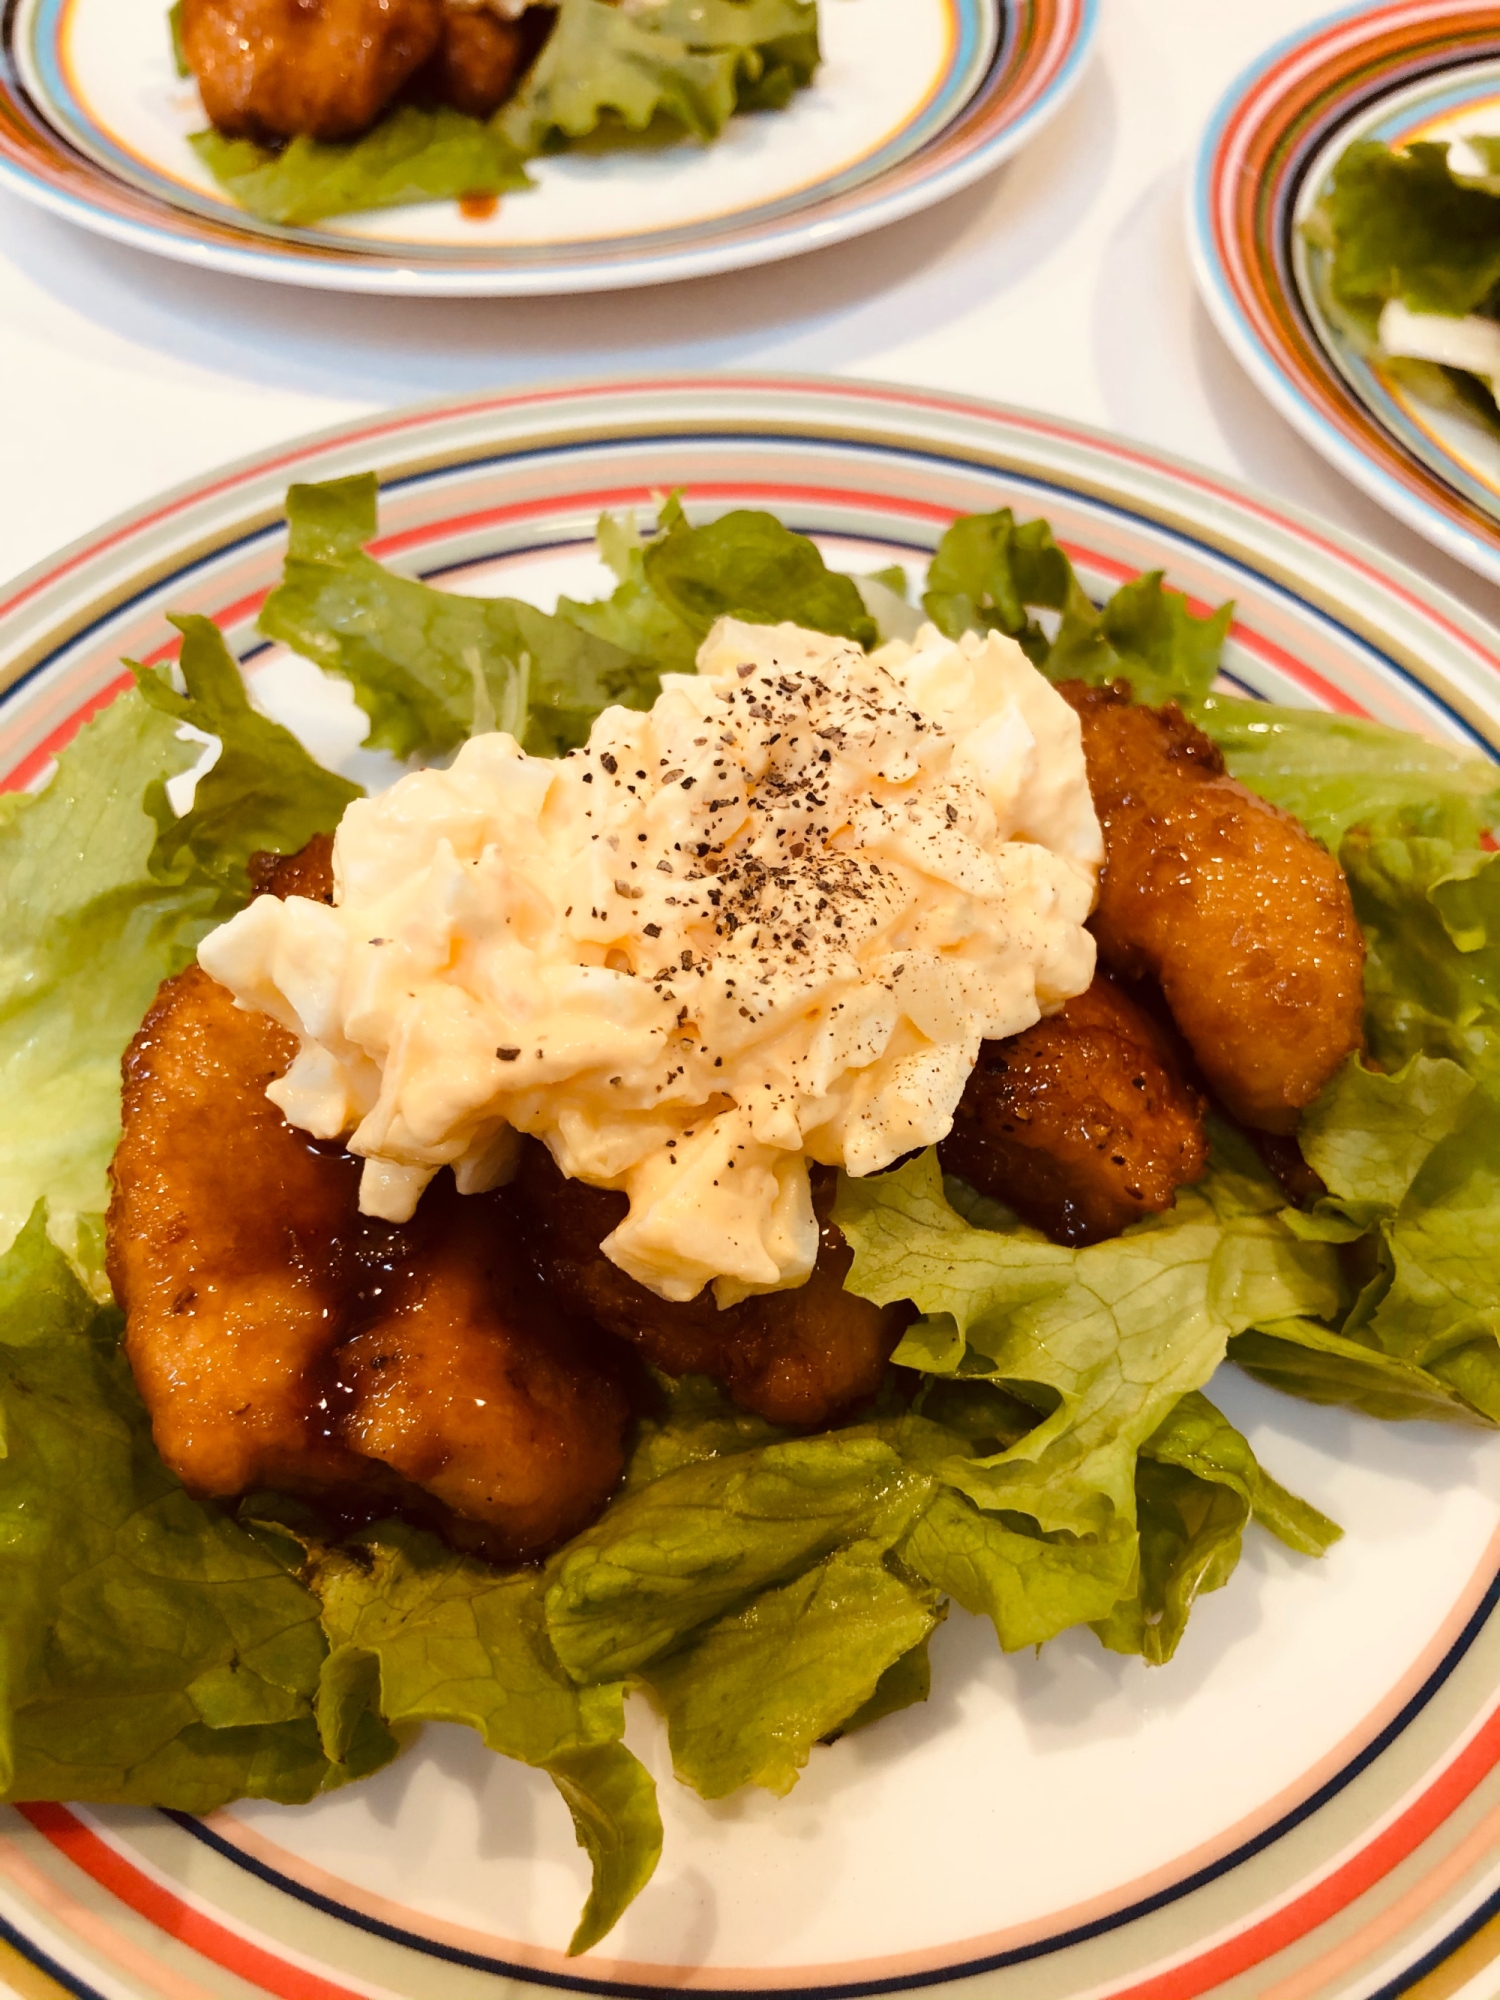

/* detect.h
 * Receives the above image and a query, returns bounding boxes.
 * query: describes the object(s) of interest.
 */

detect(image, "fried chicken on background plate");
[180,0,553,145]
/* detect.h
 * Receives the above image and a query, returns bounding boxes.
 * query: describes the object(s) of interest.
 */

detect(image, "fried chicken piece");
[247,831,334,902]
[181,0,442,144]
[939,971,1208,1246]
[328,1176,629,1560]
[1060,681,1365,1134]
[514,1141,909,1428]
[107,962,627,1563]
[428,1,550,117]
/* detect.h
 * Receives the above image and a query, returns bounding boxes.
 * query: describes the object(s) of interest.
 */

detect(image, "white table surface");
[2,0,1498,628]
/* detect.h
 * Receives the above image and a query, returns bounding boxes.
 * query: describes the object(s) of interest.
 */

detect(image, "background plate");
[0,0,1093,295]
[2,377,1500,2000]
[1190,0,1500,591]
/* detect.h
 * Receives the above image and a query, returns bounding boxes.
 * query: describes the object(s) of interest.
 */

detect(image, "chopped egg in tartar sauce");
[199,618,1103,1305]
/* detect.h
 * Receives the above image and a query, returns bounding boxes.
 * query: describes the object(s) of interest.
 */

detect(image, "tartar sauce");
[199,617,1102,1304]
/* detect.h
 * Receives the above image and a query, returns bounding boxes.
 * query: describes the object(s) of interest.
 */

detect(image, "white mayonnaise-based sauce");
[200,617,1102,1305]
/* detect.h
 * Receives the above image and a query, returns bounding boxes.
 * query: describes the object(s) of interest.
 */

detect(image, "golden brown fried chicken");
[107,959,628,1563]
[429,1,550,117]
[939,971,1209,1246]
[329,1176,627,1559]
[1061,681,1366,1134]
[248,831,334,902]
[181,0,443,144]
[514,1141,909,1428]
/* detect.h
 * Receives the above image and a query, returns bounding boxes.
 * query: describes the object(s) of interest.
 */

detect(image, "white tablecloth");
[1,0,1495,625]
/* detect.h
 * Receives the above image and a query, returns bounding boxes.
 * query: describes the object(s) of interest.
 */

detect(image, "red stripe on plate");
[15,1697,1500,2000]
[16,1804,366,2000]
[1104,1702,1500,2000]
[3,384,1494,685]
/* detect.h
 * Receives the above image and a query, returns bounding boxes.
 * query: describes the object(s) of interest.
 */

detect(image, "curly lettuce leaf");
[544,1434,931,1683]
[135,614,361,906]
[920,508,1231,707]
[558,505,703,676]
[1231,1318,1486,1424]
[1310,139,1500,324]
[1094,1390,1339,1667]
[638,495,874,648]
[642,1546,939,1798]
[838,1143,1338,1536]
[0,617,348,1261]
[921,509,1081,664]
[0,694,202,1257]
[1262,1055,1500,1424]
[500,0,817,154]
[836,1141,1339,1646]
[191,107,531,228]
[260,475,659,762]
[1343,819,1500,1092]
[308,1522,659,1956]
[1200,695,1500,852]
[1046,569,1233,710]
[0,1207,390,1809]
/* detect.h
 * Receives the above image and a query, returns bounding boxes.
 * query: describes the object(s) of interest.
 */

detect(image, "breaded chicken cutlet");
[107,861,629,1564]
[1059,681,1366,1134]
[939,971,1209,1246]
[514,1142,910,1428]
[181,0,553,145]
[108,835,906,1555]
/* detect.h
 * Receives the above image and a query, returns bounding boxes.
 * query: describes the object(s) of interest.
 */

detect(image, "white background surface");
[2,0,1498,633]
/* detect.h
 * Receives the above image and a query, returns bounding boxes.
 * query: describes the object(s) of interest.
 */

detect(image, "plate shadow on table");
[0,61,1115,411]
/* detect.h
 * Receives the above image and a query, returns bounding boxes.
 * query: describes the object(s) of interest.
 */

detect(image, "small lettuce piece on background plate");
[0,1207,394,1809]
[1308,140,1500,328]
[260,474,659,762]
[191,107,532,229]
[0,615,355,1262]
[500,0,818,156]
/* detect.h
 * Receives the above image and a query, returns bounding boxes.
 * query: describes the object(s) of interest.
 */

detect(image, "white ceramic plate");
[1190,0,1500,588]
[0,0,1094,294]
[2,377,1499,2000]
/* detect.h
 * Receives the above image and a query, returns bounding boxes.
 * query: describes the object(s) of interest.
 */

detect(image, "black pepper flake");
[644,922,662,938]
[496,1047,520,1061]
[600,752,618,774]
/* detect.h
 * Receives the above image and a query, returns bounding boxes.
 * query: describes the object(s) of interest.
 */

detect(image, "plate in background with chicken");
[1191,0,1500,589]
[0,0,1094,294]
[2,374,1500,2000]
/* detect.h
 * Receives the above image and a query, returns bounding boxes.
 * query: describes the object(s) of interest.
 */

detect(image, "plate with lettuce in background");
[1191,0,1500,592]
[0,0,1094,294]
[3,373,1500,2000]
